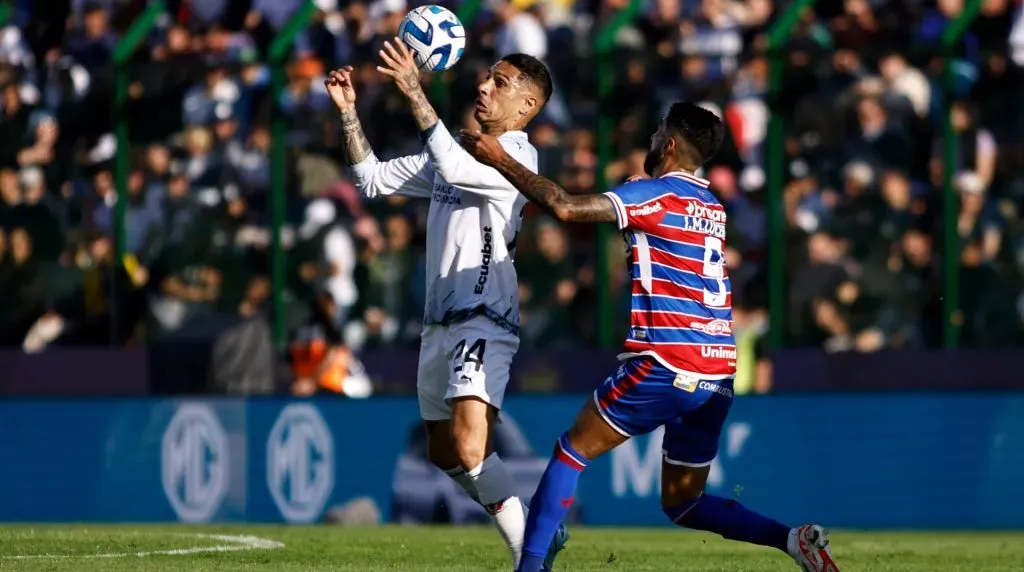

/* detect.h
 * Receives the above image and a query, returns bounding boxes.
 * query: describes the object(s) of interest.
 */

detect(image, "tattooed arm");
[339,108,374,166]
[325,66,375,164]
[377,38,439,135]
[405,85,440,134]
[492,153,617,223]
[377,38,535,201]
[460,130,618,223]
[326,67,433,198]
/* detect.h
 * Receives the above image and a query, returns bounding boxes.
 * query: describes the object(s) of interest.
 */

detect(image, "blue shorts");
[593,357,734,467]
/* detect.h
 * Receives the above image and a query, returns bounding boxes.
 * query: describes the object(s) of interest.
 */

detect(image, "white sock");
[465,453,527,567]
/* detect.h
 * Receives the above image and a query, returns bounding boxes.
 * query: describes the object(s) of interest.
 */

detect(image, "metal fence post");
[268,1,318,349]
[429,0,482,122]
[112,1,165,261]
[594,0,643,348]
[111,0,164,344]
[764,0,816,349]
[940,0,982,349]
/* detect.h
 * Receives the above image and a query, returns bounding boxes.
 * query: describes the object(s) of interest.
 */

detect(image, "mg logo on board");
[611,422,752,497]
[161,403,229,522]
[267,403,334,523]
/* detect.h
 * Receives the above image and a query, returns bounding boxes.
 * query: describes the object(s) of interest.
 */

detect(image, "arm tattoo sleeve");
[492,155,618,223]
[407,87,440,134]
[339,109,374,165]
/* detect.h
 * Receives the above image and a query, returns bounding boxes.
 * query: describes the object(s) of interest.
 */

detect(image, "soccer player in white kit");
[325,41,567,570]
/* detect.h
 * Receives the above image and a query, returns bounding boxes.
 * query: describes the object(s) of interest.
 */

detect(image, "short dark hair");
[664,102,724,166]
[500,53,553,104]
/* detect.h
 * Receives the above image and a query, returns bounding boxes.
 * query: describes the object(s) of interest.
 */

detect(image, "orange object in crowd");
[289,337,350,394]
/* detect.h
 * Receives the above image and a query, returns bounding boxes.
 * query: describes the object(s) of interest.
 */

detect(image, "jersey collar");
[660,170,710,187]
[499,130,528,141]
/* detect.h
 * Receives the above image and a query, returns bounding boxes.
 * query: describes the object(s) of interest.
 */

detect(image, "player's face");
[474,61,537,129]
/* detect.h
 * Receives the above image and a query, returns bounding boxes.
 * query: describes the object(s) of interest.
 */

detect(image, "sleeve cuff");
[424,119,455,157]
[419,123,438,144]
[603,192,628,230]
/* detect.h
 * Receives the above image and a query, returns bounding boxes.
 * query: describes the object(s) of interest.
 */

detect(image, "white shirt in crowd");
[495,12,548,60]
[301,199,358,309]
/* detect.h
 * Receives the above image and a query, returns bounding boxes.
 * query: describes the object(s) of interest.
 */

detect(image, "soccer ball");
[399,5,466,72]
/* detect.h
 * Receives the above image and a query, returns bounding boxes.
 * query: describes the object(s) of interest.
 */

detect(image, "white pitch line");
[2,533,285,560]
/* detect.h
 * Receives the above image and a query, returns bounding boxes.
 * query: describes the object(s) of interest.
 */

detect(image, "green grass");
[1,525,1023,571]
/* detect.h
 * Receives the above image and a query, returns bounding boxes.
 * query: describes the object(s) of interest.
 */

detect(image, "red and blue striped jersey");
[603,171,736,379]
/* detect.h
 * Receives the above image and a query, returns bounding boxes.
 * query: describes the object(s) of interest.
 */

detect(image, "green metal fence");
[268,1,319,348]
[761,0,981,349]
[431,0,484,121]
[940,0,983,349]
[764,0,816,349]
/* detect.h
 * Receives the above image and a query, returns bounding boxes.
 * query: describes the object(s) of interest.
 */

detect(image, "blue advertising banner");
[1,395,1023,529]
[4,348,1024,395]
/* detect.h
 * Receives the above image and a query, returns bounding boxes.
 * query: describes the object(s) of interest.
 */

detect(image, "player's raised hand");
[377,37,423,98]
[325,66,357,112]
[459,130,508,167]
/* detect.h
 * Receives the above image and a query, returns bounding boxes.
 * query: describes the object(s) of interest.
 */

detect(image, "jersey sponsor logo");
[161,403,229,523]
[432,182,461,205]
[699,381,734,398]
[701,345,737,360]
[684,200,726,222]
[474,226,493,294]
[629,202,664,218]
[267,404,334,523]
[690,319,732,335]
[673,373,698,392]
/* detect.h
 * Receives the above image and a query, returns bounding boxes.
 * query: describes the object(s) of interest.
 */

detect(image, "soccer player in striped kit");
[461,102,840,572]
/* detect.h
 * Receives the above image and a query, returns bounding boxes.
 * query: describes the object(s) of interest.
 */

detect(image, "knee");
[450,420,488,469]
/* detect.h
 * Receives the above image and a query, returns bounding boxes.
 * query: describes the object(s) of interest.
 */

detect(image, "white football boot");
[787,524,840,572]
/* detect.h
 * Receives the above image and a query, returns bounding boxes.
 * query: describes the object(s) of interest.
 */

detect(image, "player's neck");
[480,123,510,136]
[656,161,699,178]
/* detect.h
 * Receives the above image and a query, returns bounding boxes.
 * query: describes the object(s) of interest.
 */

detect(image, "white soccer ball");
[399,5,466,72]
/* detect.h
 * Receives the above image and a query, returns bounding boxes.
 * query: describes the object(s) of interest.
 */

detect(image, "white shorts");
[417,315,520,421]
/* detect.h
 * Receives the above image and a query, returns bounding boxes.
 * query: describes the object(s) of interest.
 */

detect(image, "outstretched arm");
[325,67,375,165]
[339,108,375,166]
[377,38,527,200]
[326,67,433,198]
[460,130,617,223]
[377,38,439,134]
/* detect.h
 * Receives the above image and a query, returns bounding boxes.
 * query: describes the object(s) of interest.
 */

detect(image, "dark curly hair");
[665,102,724,166]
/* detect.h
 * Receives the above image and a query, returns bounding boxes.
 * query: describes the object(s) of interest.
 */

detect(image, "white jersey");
[350,121,533,336]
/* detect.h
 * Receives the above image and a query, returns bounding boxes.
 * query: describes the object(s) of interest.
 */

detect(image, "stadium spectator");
[0,0,1022,389]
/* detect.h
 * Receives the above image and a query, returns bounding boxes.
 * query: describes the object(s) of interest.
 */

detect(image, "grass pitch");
[1,525,1022,571]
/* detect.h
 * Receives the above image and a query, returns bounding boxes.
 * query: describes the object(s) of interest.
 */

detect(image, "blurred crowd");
[0,0,1022,385]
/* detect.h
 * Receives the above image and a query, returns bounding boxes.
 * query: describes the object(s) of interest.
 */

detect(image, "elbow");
[353,179,377,199]
[551,204,573,223]
[429,151,467,186]
[433,161,461,186]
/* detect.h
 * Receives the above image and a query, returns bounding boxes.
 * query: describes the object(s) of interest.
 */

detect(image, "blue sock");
[666,493,791,552]
[517,433,587,572]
